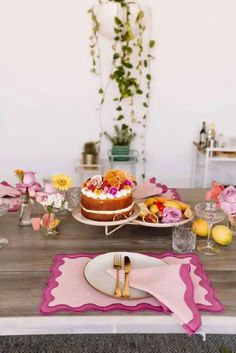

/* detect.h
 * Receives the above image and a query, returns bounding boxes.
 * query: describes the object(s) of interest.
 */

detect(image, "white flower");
[40,193,65,209]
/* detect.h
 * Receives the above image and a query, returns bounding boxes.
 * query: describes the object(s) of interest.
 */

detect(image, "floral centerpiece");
[32,174,73,236]
[205,181,236,228]
[15,170,42,225]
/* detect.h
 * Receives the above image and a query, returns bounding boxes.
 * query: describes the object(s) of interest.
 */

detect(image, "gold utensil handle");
[114,269,122,297]
[123,273,129,298]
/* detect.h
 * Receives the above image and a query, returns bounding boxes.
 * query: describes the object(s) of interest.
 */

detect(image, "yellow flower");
[52,174,72,191]
[15,169,24,182]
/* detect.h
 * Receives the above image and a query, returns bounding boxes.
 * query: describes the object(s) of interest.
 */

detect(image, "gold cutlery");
[122,256,131,298]
[113,254,122,297]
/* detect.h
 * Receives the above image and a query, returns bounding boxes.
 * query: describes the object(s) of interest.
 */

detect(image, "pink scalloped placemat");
[40,252,223,315]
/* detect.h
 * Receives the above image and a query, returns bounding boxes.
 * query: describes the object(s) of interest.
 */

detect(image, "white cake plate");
[72,203,140,236]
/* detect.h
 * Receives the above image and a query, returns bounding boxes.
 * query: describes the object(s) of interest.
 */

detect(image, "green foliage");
[104,124,136,146]
[83,142,99,155]
[220,346,232,353]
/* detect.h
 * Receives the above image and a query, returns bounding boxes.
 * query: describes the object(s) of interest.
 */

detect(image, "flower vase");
[41,212,60,237]
[18,196,34,226]
[228,214,236,234]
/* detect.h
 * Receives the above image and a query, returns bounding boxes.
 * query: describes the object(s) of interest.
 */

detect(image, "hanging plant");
[88,0,155,180]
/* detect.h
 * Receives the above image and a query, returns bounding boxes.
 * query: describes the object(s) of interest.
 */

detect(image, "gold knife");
[122,256,131,298]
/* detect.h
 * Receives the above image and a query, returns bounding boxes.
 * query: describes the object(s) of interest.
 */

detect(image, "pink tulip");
[31,217,41,231]
[23,171,36,186]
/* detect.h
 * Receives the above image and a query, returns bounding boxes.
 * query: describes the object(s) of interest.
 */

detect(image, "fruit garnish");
[155,201,165,212]
[142,213,158,223]
[149,204,159,215]
[163,200,182,210]
[175,200,191,211]
[154,196,169,203]
[138,202,150,217]
[184,207,194,219]
[144,197,157,207]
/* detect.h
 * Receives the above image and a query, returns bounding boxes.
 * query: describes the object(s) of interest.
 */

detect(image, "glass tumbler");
[172,226,196,254]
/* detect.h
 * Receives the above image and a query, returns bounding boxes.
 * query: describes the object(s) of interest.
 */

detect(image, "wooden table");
[0,189,236,336]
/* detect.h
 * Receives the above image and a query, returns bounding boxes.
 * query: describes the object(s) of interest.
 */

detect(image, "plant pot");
[83,153,98,165]
[112,145,130,161]
[93,2,150,40]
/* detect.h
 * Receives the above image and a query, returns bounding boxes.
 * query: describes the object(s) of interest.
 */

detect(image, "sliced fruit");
[144,197,157,207]
[192,218,209,237]
[176,200,191,211]
[163,200,182,210]
[154,196,170,203]
[142,213,158,223]
[138,202,150,217]
[212,225,233,245]
[184,207,194,219]
[150,204,159,215]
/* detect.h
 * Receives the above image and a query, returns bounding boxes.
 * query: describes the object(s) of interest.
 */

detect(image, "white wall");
[1,0,236,187]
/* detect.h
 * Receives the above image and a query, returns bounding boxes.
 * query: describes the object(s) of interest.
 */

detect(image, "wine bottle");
[199,122,206,147]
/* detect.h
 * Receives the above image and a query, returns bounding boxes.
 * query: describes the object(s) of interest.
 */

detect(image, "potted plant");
[104,124,136,161]
[82,141,99,165]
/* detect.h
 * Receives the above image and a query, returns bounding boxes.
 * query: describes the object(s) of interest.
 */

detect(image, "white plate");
[72,203,140,227]
[84,252,165,299]
[132,216,193,228]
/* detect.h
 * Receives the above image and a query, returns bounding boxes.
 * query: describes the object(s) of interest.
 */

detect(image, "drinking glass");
[172,225,196,253]
[195,202,226,255]
[0,199,10,249]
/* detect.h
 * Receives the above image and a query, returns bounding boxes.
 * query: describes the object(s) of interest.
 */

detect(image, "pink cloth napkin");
[0,181,21,212]
[40,252,223,336]
[133,177,180,200]
[107,264,200,335]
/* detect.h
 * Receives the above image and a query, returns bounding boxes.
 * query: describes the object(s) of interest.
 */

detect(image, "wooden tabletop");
[0,188,236,335]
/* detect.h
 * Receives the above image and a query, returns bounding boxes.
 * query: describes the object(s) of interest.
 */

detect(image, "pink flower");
[44,182,56,195]
[87,175,103,189]
[28,182,42,197]
[205,181,224,203]
[218,186,236,215]
[162,207,182,223]
[35,191,48,203]
[108,186,118,196]
[23,171,36,186]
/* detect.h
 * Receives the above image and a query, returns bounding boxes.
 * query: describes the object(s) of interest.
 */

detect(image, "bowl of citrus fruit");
[133,197,194,227]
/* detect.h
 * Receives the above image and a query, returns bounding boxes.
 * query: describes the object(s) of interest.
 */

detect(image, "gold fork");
[113,254,122,297]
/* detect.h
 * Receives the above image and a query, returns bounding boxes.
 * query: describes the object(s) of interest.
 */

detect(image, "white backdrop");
[1,0,236,187]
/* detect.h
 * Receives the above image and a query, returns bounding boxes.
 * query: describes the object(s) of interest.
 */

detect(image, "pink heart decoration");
[149,177,156,184]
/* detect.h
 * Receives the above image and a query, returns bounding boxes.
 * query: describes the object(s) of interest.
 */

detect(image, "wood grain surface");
[0,188,235,318]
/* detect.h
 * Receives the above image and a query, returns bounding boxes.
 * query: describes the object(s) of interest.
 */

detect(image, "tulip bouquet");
[15,170,42,225]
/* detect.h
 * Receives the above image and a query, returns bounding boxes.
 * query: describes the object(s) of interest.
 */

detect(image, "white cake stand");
[72,203,140,236]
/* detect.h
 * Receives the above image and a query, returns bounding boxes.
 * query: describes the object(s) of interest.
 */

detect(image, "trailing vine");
[88,0,155,180]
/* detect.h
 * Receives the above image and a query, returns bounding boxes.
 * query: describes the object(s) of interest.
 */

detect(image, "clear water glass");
[0,199,10,249]
[67,187,80,211]
[195,202,226,255]
[172,226,196,253]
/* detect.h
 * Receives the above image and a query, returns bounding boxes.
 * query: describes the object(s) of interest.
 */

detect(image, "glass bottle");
[199,122,206,147]
[18,194,34,226]
[206,123,216,147]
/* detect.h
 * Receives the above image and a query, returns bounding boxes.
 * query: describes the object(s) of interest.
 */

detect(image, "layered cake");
[80,170,135,221]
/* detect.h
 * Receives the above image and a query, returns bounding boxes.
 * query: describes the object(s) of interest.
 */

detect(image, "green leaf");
[137,89,143,95]
[113,53,120,60]
[136,10,144,22]
[122,45,133,54]
[143,102,149,108]
[114,16,123,26]
[116,106,122,111]
[98,88,104,94]
[117,115,125,121]
[149,40,155,48]
[123,62,133,69]
[146,74,152,80]
[144,60,148,67]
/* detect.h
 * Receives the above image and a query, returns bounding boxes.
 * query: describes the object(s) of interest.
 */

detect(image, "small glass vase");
[18,195,34,226]
[41,212,60,237]
[228,214,236,234]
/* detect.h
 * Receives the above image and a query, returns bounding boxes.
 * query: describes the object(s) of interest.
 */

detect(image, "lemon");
[192,218,209,237]
[150,204,159,215]
[184,207,194,219]
[138,202,150,217]
[212,225,233,245]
